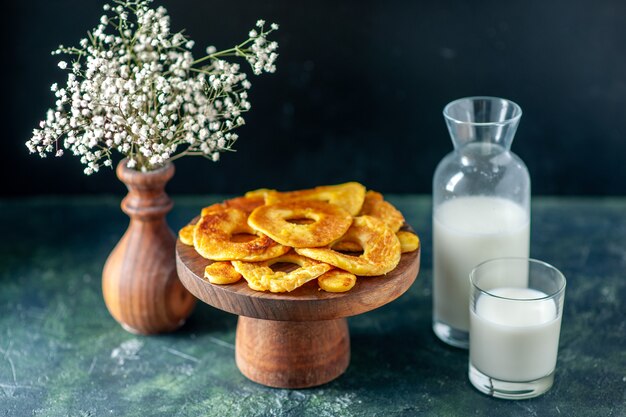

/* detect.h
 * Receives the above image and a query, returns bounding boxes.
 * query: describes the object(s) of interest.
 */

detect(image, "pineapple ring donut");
[232,251,332,293]
[396,231,420,253]
[248,200,353,248]
[296,215,401,276]
[264,182,366,216]
[332,230,419,254]
[359,191,405,233]
[204,262,242,285]
[244,188,276,199]
[178,223,196,246]
[193,208,290,261]
[318,269,357,293]
[201,195,265,217]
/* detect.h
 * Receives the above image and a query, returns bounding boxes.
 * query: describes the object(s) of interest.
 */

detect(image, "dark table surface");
[0,195,624,417]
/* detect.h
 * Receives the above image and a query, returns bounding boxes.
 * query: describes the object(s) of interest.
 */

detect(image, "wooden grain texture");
[176,229,420,322]
[236,317,350,388]
[102,160,196,334]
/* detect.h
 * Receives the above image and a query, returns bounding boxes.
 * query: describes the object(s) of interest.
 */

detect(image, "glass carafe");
[432,97,531,349]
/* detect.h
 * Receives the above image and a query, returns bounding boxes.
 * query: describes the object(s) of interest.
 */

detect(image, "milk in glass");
[433,196,530,334]
[470,287,561,381]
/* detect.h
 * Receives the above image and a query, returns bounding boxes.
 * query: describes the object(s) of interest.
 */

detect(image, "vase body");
[432,97,531,348]
[103,160,196,334]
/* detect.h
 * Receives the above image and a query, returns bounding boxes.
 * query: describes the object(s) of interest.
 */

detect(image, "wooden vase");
[102,159,196,334]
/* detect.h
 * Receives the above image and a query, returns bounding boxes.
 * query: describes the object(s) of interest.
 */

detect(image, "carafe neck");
[444,97,521,151]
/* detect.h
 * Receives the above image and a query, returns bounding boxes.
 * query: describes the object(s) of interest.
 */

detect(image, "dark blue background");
[4,0,626,196]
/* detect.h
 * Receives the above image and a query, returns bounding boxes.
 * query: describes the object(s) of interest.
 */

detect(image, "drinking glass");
[469,257,566,399]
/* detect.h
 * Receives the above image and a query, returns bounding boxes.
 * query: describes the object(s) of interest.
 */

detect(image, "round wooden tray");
[176,227,420,388]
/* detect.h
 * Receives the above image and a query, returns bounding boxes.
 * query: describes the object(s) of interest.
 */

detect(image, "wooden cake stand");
[176,232,420,389]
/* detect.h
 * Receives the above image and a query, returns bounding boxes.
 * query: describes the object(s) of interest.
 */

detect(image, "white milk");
[470,287,561,382]
[433,196,530,332]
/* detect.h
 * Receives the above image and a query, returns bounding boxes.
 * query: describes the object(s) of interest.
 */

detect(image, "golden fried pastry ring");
[244,188,276,199]
[359,191,405,233]
[194,208,290,261]
[396,231,420,253]
[201,195,265,217]
[248,200,353,248]
[265,182,366,216]
[204,262,242,285]
[232,251,332,293]
[333,230,419,254]
[296,215,401,276]
[318,269,357,293]
[178,224,196,246]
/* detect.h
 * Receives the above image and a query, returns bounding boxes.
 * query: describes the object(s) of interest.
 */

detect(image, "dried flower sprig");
[26,0,278,174]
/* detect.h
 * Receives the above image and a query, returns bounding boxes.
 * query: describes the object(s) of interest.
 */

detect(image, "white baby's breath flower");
[26,0,278,174]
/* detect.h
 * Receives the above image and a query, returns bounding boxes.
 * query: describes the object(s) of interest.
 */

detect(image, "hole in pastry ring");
[204,262,242,285]
[359,191,405,233]
[296,215,401,276]
[232,251,332,293]
[248,200,353,248]
[330,239,362,253]
[193,208,290,261]
[318,269,357,292]
[264,182,366,216]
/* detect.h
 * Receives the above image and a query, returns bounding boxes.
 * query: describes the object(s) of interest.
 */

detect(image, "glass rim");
[443,96,523,126]
[470,257,567,301]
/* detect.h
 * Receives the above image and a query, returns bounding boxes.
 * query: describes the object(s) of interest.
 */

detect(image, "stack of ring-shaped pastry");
[178,182,419,293]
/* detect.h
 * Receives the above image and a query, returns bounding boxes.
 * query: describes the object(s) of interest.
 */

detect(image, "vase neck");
[444,96,522,151]
[117,160,174,220]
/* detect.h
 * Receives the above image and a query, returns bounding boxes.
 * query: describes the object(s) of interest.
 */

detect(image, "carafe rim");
[443,96,522,126]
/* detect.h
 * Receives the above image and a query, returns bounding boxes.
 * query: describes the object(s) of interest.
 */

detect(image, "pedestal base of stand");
[235,316,350,388]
